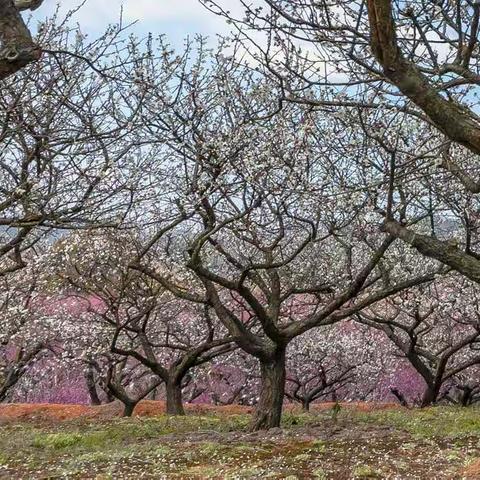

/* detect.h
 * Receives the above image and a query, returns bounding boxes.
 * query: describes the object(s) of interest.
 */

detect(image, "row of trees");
[1,0,480,430]
[2,235,480,418]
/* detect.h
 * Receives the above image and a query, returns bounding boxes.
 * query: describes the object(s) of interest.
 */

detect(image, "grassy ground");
[1,405,480,479]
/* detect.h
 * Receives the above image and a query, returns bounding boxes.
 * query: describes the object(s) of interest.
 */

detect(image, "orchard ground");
[0,402,480,479]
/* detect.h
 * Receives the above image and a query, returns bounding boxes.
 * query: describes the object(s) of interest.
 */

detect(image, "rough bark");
[0,0,42,80]
[420,383,441,407]
[367,0,480,156]
[383,220,480,284]
[165,377,185,415]
[250,348,286,431]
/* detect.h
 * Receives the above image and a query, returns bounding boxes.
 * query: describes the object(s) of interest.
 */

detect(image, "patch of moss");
[352,465,382,478]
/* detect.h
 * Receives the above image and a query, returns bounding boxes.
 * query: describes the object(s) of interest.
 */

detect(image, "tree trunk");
[390,388,409,408]
[165,377,185,415]
[0,0,42,81]
[460,386,473,407]
[0,369,21,402]
[421,383,440,407]
[85,367,101,405]
[250,348,286,431]
[122,401,137,417]
[302,398,311,412]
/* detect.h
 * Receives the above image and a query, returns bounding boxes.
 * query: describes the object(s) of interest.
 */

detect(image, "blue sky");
[31,0,238,48]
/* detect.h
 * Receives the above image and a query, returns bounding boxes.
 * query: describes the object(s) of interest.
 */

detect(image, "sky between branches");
[31,0,237,47]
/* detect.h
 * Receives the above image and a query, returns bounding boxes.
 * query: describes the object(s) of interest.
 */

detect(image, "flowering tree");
[0,251,56,401]
[358,275,480,406]
[46,229,236,416]
[199,0,480,286]
[192,350,259,406]
[98,355,161,417]
[0,14,150,276]
[286,321,387,411]
[123,41,440,430]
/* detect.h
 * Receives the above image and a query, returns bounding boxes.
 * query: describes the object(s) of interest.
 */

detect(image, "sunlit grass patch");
[352,406,480,438]
[352,464,383,478]
[32,432,84,449]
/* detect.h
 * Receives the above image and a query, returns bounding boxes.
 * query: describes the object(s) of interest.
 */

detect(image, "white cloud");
[33,0,237,37]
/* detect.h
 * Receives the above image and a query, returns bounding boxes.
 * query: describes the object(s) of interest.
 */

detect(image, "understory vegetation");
[1,406,480,479]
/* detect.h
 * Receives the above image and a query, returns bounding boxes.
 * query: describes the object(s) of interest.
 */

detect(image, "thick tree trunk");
[302,398,311,412]
[250,348,286,431]
[420,383,440,407]
[122,401,137,417]
[165,377,185,415]
[0,0,42,80]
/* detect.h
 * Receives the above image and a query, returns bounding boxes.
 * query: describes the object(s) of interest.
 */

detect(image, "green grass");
[353,405,480,437]
[27,413,250,452]
[0,407,479,478]
[352,464,383,478]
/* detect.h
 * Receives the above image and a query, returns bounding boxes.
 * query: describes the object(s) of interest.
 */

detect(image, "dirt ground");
[0,402,478,479]
[0,400,398,422]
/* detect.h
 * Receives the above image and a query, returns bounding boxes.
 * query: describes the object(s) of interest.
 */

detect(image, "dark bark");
[0,0,42,80]
[420,383,441,407]
[301,398,311,412]
[390,388,409,408]
[165,376,185,415]
[0,368,21,401]
[85,366,102,406]
[250,347,286,431]
[459,386,474,407]
[122,401,137,417]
